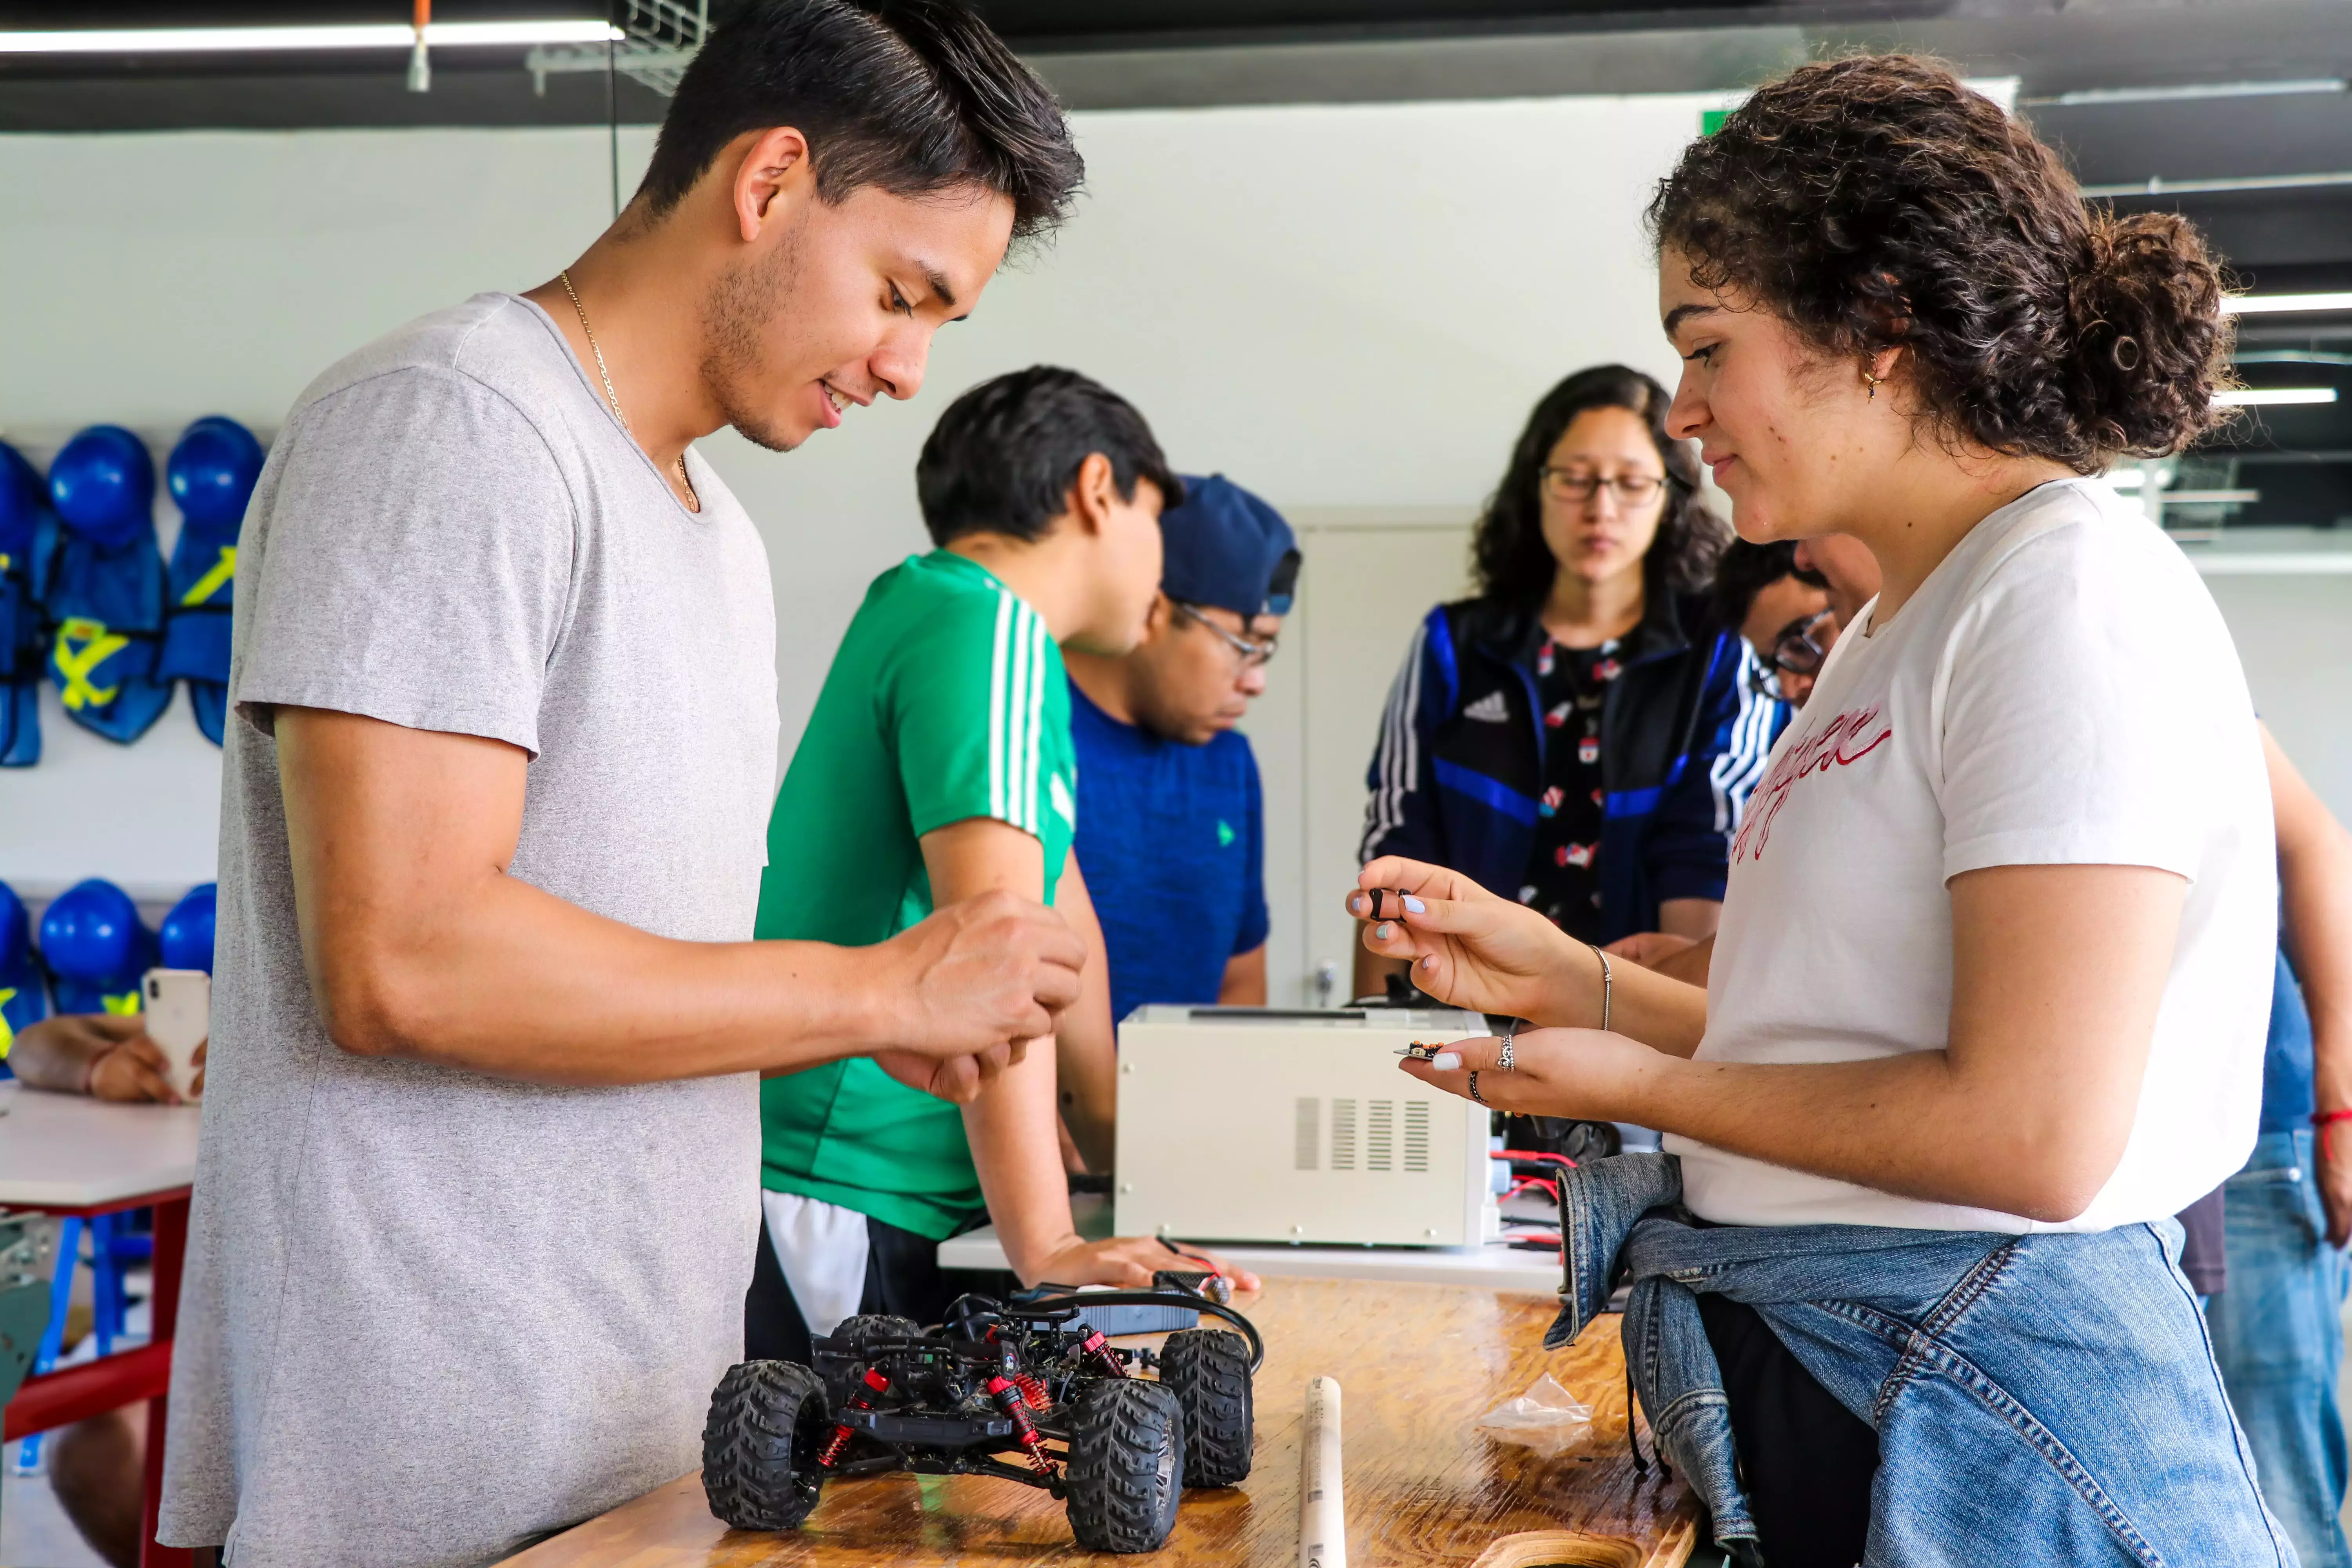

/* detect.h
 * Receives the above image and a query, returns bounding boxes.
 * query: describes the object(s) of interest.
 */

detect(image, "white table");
[0,1085,203,1568]
[936,1192,1567,1293]
[0,1088,201,1208]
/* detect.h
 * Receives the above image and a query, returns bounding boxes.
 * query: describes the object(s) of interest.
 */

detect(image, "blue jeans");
[2209,1129,2352,1568]
[1554,1153,2294,1566]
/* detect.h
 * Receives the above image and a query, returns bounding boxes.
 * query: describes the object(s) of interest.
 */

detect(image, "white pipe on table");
[1299,1376,1345,1568]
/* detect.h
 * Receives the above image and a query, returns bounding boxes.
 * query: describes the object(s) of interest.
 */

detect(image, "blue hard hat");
[49,426,155,551]
[0,442,42,559]
[39,878,144,984]
[167,418,265,532]
[1159,474,1301,619]
[160,882,218,974]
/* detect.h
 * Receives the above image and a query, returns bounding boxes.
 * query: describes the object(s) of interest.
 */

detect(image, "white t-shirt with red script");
[1669,477,2276,1232]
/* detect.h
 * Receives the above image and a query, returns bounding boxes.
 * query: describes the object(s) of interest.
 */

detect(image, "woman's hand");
[1349,857,1594,1024]
[1397,1027,1657,1121]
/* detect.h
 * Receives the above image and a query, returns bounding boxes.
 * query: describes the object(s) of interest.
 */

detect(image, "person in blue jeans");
[2209,729,2352,1568]
[1354,55,2287,1566]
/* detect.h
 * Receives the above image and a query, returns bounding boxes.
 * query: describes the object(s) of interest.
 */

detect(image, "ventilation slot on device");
[1367,1100,1395,1172]
[1404,1100,1430,1172]
[1330,1099,1358,1171]
[1294,1097,1319,1171]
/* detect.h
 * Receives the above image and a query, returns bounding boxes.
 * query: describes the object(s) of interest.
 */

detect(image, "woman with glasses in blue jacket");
[1356,365,1766,1003]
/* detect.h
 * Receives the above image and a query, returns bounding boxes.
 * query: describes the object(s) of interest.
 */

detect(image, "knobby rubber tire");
[701,1359,831,1532]
[1065,1378,1186,1553]
[1158,1328,1254,1487]
[821,1313,922,1407]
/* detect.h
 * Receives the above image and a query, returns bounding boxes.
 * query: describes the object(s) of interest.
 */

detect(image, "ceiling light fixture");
[2222,293,2352,316]
[2035,78,2345,108]
[0,21,621,55]
[2213,388,2339,407]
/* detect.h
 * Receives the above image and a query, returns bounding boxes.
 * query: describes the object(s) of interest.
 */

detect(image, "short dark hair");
[1708,539,1827,634]
[637,0,1082,243]
[1471,364,1728,609]
[1650,54,2233,472]
[915,367,1182,546]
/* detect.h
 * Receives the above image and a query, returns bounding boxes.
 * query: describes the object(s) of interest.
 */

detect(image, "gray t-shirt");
[160,294,779,1567]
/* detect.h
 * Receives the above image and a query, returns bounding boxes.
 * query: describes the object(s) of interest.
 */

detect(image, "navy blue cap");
[1159,474,1300,619]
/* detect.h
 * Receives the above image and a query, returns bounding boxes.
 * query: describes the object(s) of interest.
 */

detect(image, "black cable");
[1020,1289,1267,1373]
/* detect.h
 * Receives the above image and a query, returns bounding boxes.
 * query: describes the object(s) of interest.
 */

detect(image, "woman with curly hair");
[1353,55,2287,1566]
[1356,366,1762,1002]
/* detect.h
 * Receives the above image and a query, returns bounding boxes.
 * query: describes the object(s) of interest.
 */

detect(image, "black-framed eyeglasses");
[1540,468,1669,506]
[1172,600,1279,668]
[1766,608,1836,678]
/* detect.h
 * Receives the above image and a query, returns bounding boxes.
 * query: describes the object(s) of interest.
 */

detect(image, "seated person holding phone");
[748,368,1256,1367]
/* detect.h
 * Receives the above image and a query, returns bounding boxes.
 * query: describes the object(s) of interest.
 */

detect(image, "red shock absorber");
[986,1375,1060,1479]
[818,1368,890,1468]
[1011,1371,1052,1411]
[1079,1328,1127,1379]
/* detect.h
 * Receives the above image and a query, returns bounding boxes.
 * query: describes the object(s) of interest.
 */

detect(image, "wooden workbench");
[505,1276,1697,1568]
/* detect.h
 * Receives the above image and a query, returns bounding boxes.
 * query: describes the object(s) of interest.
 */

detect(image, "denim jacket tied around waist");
[1548,1153,2290,1568]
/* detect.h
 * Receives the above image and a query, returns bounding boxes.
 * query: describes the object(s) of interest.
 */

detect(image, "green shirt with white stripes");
[753,549,1076,1240]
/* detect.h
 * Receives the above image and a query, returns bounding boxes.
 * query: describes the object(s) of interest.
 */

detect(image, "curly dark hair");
[1470,365,1728,610]
[1648,54,2234,472]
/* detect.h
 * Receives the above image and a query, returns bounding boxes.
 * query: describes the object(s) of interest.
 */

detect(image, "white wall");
[4,103,2347,1000]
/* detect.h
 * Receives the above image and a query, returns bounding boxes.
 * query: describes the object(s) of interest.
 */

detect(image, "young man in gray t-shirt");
[157,5,1085,1565]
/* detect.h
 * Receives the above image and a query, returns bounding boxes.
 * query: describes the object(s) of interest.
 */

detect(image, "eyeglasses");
[1172,601,1279,668]
[1767,609,1836,678]
[1540,468,1669,506]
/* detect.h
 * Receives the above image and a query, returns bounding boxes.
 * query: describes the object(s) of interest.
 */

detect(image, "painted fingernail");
[1432,1052,1462,1071]
[1419,953,1437,970]
[1374,922,1394,940]
[1348,893,1367,915]
[1403,895,1426,914]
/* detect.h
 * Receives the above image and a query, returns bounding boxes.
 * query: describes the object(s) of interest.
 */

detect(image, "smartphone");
[142,968,211,1101]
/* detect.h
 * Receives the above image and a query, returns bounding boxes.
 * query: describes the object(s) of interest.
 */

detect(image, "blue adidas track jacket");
[1359,592,1784,943]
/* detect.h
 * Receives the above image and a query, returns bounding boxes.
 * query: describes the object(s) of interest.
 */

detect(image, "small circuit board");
[1394,1041,1446,1062]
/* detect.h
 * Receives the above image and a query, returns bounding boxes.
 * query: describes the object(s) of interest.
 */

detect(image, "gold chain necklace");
[559,268,695,507]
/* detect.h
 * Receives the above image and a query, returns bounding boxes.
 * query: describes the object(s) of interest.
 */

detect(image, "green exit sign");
[1702,109,1733,136]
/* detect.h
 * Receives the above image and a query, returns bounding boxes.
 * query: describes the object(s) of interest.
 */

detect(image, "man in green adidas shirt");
[750,367,1254,1358]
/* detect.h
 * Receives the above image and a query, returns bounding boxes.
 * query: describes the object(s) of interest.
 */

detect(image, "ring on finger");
[1468,1070,1488,1106]
[1497,1025,1516,1073]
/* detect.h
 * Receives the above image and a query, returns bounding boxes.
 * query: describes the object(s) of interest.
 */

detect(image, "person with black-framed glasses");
[1064,474,1298,1032]
[1708,537,1838,711]
[1358,365,1766,1009]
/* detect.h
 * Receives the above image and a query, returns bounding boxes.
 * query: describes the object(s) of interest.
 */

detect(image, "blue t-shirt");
[2261,947,2314,1135]
[1069,682,1269,1025]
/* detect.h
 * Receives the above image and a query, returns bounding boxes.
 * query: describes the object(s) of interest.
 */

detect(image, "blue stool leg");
[11,1216,82,1474]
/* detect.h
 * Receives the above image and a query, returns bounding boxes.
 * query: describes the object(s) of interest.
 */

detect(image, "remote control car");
[702,1285,1261,1554]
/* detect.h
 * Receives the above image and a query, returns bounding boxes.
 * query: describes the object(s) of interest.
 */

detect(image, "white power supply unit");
[1112,1005,1501,1247]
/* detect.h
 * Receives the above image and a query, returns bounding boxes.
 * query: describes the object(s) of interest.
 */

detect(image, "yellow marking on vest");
[180,544,237,607]
[54,617,127,710]
[102,991,142,1016]
[0,988,15,1057]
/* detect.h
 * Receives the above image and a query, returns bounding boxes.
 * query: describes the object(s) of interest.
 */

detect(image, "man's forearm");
[964,1046,1082,1284]
[314,870,897,1083]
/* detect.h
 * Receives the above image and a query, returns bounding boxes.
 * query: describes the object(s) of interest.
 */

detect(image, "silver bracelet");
[1593,944,1612,1034]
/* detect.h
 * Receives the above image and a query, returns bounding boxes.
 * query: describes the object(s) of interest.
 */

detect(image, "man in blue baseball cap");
[1062,474,1299,1047]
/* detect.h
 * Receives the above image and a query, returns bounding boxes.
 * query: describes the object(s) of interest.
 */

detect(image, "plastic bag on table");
[1475,1373,1594,1457]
